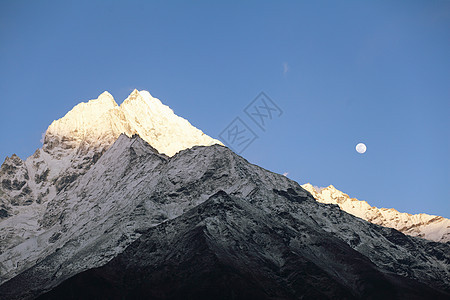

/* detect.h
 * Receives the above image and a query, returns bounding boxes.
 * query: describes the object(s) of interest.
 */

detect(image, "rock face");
[0,91,448,299]
[302,184,450,243]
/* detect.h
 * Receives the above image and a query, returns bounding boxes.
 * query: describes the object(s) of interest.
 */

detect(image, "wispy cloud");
[283,172,289,177]
[40,132,46,144]
[283,62,289,75]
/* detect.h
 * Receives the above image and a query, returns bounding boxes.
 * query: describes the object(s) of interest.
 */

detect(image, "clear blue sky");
[1,1,449,217]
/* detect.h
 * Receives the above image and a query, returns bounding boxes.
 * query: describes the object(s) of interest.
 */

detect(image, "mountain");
[301,184,450,243]
[0,90,221,266]
[0,90,449,299]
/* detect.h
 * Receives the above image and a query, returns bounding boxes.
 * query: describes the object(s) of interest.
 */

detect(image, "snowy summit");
[45,89,222,157]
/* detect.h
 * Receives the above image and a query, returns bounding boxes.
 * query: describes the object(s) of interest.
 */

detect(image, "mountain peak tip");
[138,90,153,98]
[94,91,117,107]
[99,91,113,97]
[123,89,145,103]
[128,89,153,99]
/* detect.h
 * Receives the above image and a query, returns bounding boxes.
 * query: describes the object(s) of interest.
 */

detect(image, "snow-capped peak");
[121,89,141,103]
[97,91,116,104]
[302,183,449,242]
[44,89,222,156]
[138,90,153,99]
[45,92,118,143]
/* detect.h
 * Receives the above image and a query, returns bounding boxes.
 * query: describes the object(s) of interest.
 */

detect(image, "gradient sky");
[0,0,449,217]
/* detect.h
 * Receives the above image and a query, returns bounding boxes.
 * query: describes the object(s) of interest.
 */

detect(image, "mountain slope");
[302,184,450,243]
[35,191,449,300]
[0,133,302,286]
[0,136,449,299]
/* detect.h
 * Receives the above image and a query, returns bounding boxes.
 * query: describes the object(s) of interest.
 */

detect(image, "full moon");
[356,143,367,154]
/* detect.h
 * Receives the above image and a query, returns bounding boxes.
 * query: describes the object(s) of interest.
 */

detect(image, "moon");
[356,143,367,154]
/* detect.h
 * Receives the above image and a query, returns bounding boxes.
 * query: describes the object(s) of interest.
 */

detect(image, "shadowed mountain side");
[36,191,448,300]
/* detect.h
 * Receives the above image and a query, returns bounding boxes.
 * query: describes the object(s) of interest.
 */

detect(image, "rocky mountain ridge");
[301,184,450,243]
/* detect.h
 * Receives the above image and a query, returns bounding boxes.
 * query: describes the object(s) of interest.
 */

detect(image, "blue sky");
[0,0,449,217]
